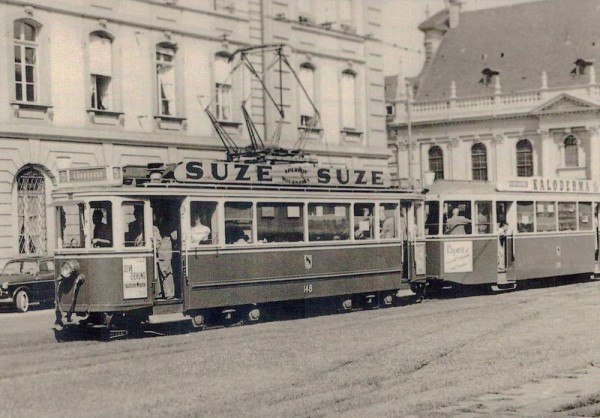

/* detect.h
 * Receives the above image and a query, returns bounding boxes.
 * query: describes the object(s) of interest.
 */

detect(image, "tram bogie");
[52,162,426,339]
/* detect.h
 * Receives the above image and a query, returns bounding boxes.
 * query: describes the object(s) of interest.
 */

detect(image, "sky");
[382,0,548,77]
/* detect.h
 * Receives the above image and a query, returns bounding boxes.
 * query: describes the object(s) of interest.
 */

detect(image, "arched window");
[214,51,232,121]
[89,31,113,110]
[17,168,47,255]
[516,139,533,177]
[428,146,444,181]
[564,135,579,167]
[471,143,488,180]
[14,19,40,103]
[299,62,316,126]
[156,42,177,116]
[341,69,356,130]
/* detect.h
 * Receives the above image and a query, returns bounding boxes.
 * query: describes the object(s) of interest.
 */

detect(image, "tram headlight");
[60,260,80,279]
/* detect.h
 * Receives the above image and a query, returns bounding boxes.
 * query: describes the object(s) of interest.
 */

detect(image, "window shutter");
[89,35,112,77]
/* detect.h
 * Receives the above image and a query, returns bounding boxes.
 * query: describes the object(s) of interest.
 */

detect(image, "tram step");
[152,299,183,316]
[148,313,189,324]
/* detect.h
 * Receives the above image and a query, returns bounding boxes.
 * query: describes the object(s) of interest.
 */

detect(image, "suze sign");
[173,160,390,188]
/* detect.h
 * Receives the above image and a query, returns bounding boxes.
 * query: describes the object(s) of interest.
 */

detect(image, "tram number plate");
[303,284,313,294]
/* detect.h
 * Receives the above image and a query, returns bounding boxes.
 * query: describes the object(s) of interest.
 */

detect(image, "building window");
[564,135,579,167]
[17,168,47,255]
[14,19,39,103]
[299,63,316,126]
[156,43,177,116]
[341,69,356,130]
[471,143,488,180]
[516,139,533,177]
[214,52,232,121]
[89,32,113,110]
[428,146,444,181]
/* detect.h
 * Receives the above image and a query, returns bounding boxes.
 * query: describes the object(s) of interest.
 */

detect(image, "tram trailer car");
[424,179,600,292]
[53,162,426,339]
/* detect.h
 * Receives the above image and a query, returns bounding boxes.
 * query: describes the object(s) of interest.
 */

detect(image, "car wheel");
[14,289,29,313]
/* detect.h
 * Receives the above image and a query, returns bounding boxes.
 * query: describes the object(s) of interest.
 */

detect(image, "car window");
[39,260,53,273]
[21,261,37,274]
[2,261,21,274]
[2,260,37,274]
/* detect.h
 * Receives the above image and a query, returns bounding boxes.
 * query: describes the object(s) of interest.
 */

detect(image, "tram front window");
[57,203,86,249]
[90,201,113,247]
[189,202,218,245]
[257,202,304,243]
[225,202,253,244]
[123,202,145,247]
[308,203,350,241]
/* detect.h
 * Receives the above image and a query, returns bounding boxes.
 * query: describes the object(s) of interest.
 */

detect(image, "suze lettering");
[173,160,388,188]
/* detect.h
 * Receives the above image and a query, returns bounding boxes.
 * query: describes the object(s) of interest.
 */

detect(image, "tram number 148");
[303,284,313,294]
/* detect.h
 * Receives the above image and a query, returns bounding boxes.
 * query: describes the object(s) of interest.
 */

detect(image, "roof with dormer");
[415,0,600,101]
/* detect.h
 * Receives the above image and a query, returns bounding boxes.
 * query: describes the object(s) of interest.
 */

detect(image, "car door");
[36,260,55,304]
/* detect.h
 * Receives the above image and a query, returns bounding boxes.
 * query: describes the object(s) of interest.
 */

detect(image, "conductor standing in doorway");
[153,212,175,299]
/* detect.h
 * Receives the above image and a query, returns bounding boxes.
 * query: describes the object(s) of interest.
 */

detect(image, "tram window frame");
[308,202,350,242]
[557,202,577,231]
[413,201,425,238]
[90,201,113,248]
[425,201,440,236]
[257,202,304,243]
[353,203,375,240]
[536,201,557,232]
[443,200,472,235]
[56,202,87,249]
[189,201,219,246]
[516,201,534,233]
[578,202,593,231]
[379,202,400,239]
[475,201,493,235]
[224,201,254,245]
[123,201,146,247]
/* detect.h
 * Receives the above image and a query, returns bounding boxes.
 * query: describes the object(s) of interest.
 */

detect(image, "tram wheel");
[14,289,30,313]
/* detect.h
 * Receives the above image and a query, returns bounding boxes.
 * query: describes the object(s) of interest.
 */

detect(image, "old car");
[0,257,55,312]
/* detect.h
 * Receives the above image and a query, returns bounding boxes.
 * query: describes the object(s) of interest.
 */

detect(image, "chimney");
[448,0,462,29]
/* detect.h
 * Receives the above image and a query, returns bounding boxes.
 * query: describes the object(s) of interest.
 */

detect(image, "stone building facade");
[0,0,388,265]
[387,0,600,190]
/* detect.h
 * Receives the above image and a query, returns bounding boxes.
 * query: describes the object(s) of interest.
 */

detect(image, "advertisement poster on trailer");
[444,241,473,273]
[123,258,148,299]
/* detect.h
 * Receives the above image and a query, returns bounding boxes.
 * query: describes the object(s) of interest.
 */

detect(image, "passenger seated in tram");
[225,223,249,244]
[190,213,211,244]
[92,209,112,247]
[354,206,373,239]
[125,206,144,246]
[445,208,471,235]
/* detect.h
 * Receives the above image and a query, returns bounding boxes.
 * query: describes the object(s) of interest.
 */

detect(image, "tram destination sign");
[173,160,391,188]
[497,177,600,194]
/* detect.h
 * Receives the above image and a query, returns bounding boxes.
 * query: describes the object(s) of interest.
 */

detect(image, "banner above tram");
[497,177,600,194]
[172,160,391,188]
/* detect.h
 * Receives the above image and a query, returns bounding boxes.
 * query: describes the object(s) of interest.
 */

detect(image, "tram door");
[151,198,183,301]
[496,201,516,284]
[401,200,423,280]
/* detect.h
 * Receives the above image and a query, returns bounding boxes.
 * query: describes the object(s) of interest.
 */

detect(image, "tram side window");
[57,204,86,249]
[558,202,577,231]
[516,201,534,233]
[379,203,399,239]
[225,202,253,244]
[444,201,472,235]
[90,201,113,247]
[578,202,593,231]
[189,202,218,245]
[257,202,304,243]
[308,203,350,241]
[475,201,492,234]
[413,202,425,238]
[123,202,145,247]
[354,203,374,240]
[536,202,556,232]
[425,201,439,235]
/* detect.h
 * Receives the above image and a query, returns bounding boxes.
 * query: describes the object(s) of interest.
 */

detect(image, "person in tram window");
[354,207,373,239]
[477,206,490,234]
[153,211,175,299]
[189,213,211,244]
[92,209,112,247]
[380,209,397,239]
[125,206,144,246]
[446,207,471,235]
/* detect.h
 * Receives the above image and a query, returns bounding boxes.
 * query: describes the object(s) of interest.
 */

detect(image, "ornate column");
[537,128,554,177]
[586,125,600,181]
[491,134,504,182]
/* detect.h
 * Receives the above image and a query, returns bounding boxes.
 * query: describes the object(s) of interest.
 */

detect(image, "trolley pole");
[406,82,417,190]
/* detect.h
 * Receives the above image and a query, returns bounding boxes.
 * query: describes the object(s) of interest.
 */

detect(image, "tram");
[53,160,426,339]
[423,177,600,292]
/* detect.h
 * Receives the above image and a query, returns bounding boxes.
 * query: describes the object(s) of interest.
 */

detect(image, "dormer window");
[480,68,499,86]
